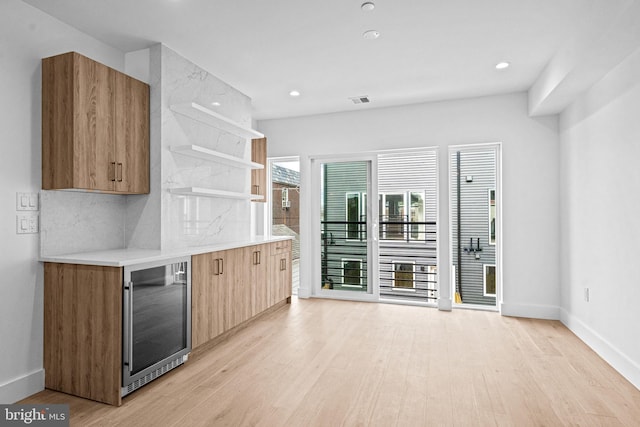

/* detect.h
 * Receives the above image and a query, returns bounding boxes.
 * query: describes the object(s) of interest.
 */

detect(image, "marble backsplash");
[40,190,126,256]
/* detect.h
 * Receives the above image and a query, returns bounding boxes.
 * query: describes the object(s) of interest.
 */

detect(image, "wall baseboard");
[500,302,560,320]
[438,298,452,311]
[560,308,640,391]
[0,369,44,404]
[297,287,311,298]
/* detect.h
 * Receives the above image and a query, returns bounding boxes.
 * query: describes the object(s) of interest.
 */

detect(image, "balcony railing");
[320,218,437,294]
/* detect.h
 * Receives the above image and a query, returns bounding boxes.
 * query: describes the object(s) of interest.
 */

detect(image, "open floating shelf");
[170,145,264,169]
[169,187,265,201]
[170,103,264,139]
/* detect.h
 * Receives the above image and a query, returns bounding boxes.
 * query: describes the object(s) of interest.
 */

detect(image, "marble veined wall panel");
[159,45,253,249]
[40,190,125,256]
[125,44,162,250]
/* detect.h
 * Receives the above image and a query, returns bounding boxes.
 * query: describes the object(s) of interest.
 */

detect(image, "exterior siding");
[378,151,438,302]
[450,148,497,306]
[322,162,368,290]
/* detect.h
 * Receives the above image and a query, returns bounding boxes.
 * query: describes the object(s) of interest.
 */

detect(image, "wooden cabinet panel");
[74,54,115,191]
[191,241,291,348]
[44,262,122,406]
[227,248,251,329]
[251,137,267,202]
[191,253,212,349]
[250,244,269,316]
[192,251,228,348]
[114,72,150,194]
[42,52,149,194]
[269,240,292,305]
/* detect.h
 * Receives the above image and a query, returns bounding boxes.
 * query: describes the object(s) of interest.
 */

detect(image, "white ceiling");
[22,0,638,120]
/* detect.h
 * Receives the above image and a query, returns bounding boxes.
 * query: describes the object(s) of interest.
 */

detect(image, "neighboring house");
[272,164,300,235]
[451,149,497,306]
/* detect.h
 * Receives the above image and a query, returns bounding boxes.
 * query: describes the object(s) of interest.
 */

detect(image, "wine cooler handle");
[123,281,134,373]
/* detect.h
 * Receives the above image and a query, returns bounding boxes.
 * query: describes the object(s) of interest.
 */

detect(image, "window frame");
[341,258,364,288]
[345,192,362,241]
[488,189,496,246]
[483,264,496,296]
[392,260,416,290]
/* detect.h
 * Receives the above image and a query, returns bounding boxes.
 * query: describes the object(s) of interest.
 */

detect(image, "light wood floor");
[23,298,640,426]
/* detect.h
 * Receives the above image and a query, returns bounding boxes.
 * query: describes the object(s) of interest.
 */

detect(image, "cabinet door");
[192,250,228,347]
[228,247,251,328]
[191,253,211,349]
[114,72,150,194]
[250,244,269,316]
[44,262,122,406]
[75,54,116,192]
[269,240,291,306]
[251,137,267,202]
[43,52,116,191]
[209,251,228,338]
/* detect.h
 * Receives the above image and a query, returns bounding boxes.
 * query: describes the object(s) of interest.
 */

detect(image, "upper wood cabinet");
[251,137,267,202]
[42,52,150,194]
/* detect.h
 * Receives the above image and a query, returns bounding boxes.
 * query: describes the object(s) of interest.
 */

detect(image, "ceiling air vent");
[349,95,370,104]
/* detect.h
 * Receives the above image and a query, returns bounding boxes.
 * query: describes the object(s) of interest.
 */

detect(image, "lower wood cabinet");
[192,240,292,349]
[269,240,292,306]
[250,244,269,317]
[44,262,123,406]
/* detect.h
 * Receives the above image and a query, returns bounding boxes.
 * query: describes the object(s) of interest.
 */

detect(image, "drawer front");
[271,240,291,255]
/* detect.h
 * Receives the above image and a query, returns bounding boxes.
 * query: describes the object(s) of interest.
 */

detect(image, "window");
[381,193,405,240]
[345,192,361,240]
[410,191,425,240]
[392,261,415,289]
[484,264,496,296]
[342,259,363,288]
[379,191,426,241]
[489,189,496,245]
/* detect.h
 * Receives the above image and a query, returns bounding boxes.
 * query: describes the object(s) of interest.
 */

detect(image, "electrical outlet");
[584,287,590,302]
[16,192,39,211]
[16,213,39,234]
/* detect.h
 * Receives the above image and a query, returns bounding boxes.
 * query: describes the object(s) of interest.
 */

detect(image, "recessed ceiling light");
[363,30,380,40]
[289,90,300,97]
[361,2,375,11]
[211,101,221,107]
[495,61,510,70]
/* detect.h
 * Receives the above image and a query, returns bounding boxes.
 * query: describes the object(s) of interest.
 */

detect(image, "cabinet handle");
[253,250,261,265]
[117,162,123,182]
[253,184,260,194]
[219,258,224,275]
[110,162,117,182]
[280,258,286,271]
[213,258,221,276]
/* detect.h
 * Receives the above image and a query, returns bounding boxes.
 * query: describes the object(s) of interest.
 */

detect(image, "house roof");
[272,164,300,187]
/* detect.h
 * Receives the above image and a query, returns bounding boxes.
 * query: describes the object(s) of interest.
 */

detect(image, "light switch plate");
[16,192,39,211]
[16,213,39,234]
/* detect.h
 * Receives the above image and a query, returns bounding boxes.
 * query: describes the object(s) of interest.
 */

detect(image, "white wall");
[0,0,125,403]
[258,92,561,318]
[559,47,640,389]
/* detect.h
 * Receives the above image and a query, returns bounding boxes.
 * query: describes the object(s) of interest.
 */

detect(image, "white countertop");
[40,236,293,267]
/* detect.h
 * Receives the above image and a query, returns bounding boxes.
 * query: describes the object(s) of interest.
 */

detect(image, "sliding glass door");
[314,156,378,299]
